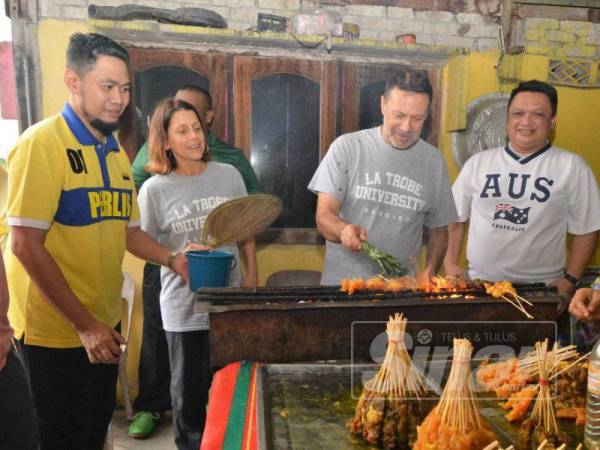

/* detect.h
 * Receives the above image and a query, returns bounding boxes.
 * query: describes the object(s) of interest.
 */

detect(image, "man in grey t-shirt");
[308,68,458,285]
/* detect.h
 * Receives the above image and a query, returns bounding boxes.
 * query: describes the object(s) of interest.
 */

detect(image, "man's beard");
[90,118,121,136]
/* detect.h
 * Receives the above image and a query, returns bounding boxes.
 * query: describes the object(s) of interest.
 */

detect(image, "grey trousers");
[165,329,212,450]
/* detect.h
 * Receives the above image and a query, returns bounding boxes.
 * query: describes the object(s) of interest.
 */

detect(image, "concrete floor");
[107,409,176,450]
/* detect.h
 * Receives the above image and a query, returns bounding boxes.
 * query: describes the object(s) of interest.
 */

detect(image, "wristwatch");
[563,271,581,288]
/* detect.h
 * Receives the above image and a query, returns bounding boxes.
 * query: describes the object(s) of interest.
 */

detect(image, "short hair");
[177,85,212,110]
[146,98,211,175]
[66,32,129,75]
[384,67,433,101]
[508,80,558,116]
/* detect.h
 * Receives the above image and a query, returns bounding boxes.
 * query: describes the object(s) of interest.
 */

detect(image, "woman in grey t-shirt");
[138,98,258,450]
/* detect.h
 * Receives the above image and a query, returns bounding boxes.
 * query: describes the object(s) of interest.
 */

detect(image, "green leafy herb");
[361,241,407,277]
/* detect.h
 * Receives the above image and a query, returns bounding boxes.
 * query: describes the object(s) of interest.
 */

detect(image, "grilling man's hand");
[340,224,367,251]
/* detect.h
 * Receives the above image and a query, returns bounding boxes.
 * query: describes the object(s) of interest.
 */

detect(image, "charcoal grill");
[198,283,564,366]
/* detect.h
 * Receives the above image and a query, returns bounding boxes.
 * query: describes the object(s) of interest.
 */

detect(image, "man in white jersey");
[308,68,458,285]
[444,80,600,297]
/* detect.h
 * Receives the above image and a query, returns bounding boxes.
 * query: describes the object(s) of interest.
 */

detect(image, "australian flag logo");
[493,203,530,224]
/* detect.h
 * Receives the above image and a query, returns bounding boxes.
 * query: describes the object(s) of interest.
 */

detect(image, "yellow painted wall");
[38,20,86,118]
[27,18,600,401]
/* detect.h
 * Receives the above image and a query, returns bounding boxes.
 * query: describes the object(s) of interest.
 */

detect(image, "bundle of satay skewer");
[413,338,497,450]
[517,340,572,449]
[477,341,589,425]
[347,313,431,449]
[339,275,536,319]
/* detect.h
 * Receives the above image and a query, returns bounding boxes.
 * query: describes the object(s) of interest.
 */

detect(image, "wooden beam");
[501,0,514,51]
[513,0,600,8]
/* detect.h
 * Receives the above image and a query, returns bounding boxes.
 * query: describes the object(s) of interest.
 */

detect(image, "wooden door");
[232,56,337,234]
[341,63,442,147]
[232,55,338,159]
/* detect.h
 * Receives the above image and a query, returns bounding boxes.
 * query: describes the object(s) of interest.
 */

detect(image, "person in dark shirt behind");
[128,85,261,439]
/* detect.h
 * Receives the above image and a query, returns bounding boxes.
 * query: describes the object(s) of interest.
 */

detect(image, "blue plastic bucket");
[187,250,235,291]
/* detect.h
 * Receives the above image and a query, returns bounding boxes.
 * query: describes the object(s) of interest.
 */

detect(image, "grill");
[199,283,564,367]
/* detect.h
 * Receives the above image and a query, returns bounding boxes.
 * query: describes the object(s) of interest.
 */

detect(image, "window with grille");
[548,59,600,87]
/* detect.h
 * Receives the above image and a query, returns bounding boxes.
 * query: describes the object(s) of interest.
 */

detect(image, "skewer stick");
[482,441,499,450]
[515,293,533,306]
[549,351,591,381]
[536,439,548,450]
[501,295,534,319]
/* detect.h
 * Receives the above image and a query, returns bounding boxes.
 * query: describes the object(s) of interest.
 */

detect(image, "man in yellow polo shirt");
[6,33,190,450]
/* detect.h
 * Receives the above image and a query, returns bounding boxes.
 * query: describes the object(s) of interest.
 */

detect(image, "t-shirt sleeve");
[7,131,64,229]
[307,138,348,202]
[425,158,459,228]
[451,157,475,223]
[137,182,161,240]
[567,157,600,235]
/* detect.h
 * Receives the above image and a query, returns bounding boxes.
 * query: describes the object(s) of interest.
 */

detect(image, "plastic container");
[291,8,343,37]
[585,277,600,449]
[187,250,235,291]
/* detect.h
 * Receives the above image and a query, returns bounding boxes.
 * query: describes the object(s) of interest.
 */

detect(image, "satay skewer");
[500,294,534,319]
[549,351,591,381]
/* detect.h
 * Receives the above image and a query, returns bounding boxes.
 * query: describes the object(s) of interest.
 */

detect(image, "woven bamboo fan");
[202,194,283,247]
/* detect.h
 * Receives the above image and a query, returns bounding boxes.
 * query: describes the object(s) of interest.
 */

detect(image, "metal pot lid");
[451,93,509,169]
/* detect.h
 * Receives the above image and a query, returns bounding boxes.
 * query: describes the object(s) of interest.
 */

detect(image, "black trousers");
[165,329,212,450]
[17,337,118,450]
[133,262,172,413]
[0,348,39,450]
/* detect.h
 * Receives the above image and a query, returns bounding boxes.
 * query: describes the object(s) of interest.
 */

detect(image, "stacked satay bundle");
[477,341,588,426]
[347,313,430,449]
[413,338,497,450]
[518,340,571,449]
